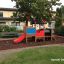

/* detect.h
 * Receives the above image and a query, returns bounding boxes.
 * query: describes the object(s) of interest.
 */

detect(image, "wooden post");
[35,21,36,42]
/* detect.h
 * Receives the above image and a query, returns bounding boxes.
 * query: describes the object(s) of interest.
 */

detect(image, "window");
[0,12,3,17]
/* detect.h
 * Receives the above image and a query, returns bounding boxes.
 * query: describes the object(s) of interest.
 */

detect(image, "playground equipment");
[26,27,36,43]
[14,27,45,43]
[35,29,45,42]
[14,34,26,44]
[13,18,55,43]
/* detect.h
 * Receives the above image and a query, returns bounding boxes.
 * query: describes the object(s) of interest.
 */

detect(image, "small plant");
[3,25,10,32]
[0,25,17,32]
[9,27,16,32]
[55,26,64,36]
[0,25,3,32]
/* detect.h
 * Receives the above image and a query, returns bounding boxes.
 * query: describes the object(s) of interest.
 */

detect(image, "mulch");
[0,35,64,50]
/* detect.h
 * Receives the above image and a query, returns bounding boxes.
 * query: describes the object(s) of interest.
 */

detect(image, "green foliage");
[55,19,62,28]
[52,6,64,36]
[12,0,61,23]
[0,32,19,38]
[0,25,3,32]
[55,26,64,36]
[3,25,10,32]
[55,7,62,27]
[61,5,64,20]
[9,27,16,32]
[56,5,64,28]
[0,25,16,32]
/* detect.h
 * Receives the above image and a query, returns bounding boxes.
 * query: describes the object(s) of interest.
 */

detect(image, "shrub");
[55,26,64,36]
[0,25,16,32]
[0,25,3,32]
[3,25,10,32]
[9,27,16,32]
[1,33,19,38]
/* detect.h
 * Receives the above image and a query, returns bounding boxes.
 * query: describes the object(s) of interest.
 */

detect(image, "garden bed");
[0,35,64,50]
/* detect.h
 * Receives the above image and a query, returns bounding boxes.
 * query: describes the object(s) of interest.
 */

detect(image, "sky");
[0,0,64,11]
[53,0,64,11]
[0,0,15,8]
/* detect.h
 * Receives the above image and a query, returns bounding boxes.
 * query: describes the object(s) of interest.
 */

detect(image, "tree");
[55,5,64,35]
[61,5,64,22]
[55,7,62,27]
[55,5,64,27]
[12,0,61,24]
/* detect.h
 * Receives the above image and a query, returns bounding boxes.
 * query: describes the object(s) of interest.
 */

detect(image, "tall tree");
[55,7,62,27]
[12,0,61,24]
[61,5,64,21]
[55,5,64,27]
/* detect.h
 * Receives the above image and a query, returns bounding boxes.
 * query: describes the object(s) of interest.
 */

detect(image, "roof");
[0,8,17,11]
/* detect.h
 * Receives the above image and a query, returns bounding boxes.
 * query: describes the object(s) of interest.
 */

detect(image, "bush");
[1,32,19,38]
[0,33,2,38]
[0,25,3,32]
[9,27,16,32]
[3,25,10,32]
[55,26,64,36]
[55,19,62,28]
[0,25,16,32]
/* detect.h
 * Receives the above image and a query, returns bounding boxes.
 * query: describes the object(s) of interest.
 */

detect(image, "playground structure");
[14,17,55,44]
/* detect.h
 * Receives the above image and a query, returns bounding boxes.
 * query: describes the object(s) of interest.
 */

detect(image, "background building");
[0,8,25,30]
[0,8,16,25]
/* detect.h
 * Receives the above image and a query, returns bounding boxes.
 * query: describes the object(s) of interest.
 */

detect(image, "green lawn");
[0,46,64,64]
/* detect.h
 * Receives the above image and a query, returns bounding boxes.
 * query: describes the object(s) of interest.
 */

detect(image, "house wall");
[0,20,25,30]
[6,21,12,26]
[62,23,64,26]
[0,11,14,17]
[0,8,25,30]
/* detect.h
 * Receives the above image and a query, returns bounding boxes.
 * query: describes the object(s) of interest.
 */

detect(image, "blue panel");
[26,28,36,34]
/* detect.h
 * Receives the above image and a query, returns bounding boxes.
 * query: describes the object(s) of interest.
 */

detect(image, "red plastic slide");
[13,34,26,44]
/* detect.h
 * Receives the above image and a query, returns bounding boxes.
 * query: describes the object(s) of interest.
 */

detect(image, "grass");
[0,46,64,64]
